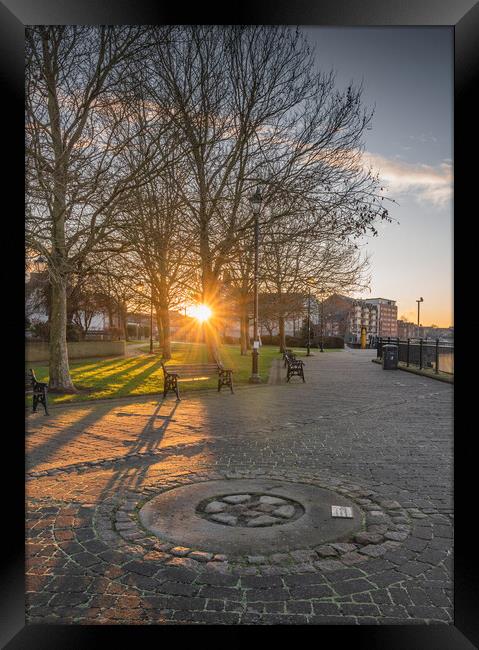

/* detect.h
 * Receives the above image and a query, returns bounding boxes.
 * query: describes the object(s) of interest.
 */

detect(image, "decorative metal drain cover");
[197,493,305,527]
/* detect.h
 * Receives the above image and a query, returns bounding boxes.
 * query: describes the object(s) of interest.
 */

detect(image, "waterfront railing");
[375,337,454,375]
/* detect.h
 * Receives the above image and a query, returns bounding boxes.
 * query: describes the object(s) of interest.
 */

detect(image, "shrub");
[67,323,84,341]
[222,335,240,344]
[30,321,50,341]
[105,327,123,340]
[259,334,279,346]
[321,336,344,349]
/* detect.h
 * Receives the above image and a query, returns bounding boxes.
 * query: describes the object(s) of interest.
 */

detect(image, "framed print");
[2,0,477,647]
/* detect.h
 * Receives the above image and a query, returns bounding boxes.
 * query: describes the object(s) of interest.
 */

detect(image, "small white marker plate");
[331,505,353,518]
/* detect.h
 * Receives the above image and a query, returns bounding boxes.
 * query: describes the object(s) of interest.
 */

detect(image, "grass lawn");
[26,342,281,406]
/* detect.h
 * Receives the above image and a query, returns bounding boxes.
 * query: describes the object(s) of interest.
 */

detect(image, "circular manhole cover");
[138,479,364,556]
[196,493,305,527]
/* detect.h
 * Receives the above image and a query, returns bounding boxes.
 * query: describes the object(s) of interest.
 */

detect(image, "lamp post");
[306,286,312,356]
[249,188,262,383]
[416,297,424,331]
[320,293,324,352]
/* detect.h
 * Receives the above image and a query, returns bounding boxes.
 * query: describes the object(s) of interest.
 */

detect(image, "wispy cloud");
[363,152,453,207]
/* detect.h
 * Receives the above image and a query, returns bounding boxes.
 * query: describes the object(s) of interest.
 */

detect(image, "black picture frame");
[3,0,477,646]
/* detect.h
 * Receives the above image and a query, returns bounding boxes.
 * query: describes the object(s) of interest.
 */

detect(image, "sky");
[302,27,453,327]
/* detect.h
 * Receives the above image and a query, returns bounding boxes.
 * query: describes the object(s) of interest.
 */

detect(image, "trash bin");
[382,344,398,369]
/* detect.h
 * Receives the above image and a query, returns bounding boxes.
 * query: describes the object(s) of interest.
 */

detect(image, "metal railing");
[375,337,454,375]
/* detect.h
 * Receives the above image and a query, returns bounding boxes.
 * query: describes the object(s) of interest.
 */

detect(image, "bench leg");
[163,375,181,400]
[41,390,49,415]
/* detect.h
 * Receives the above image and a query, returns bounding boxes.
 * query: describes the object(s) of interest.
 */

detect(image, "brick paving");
[25,348,453,625]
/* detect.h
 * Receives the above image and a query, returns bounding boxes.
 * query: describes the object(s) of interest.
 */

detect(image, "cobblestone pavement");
[25,348,453,625]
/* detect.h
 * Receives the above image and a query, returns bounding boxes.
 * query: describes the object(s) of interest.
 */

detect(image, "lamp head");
[249,188,262,215]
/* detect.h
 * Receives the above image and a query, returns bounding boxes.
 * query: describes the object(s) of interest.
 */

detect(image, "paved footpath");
[25,348,453,625]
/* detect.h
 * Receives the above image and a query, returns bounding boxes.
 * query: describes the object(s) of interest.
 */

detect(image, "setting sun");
[188,304,212,323]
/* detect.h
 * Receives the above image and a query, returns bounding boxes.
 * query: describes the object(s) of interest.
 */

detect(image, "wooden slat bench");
[26,368,49,415]
[160,360,234,400]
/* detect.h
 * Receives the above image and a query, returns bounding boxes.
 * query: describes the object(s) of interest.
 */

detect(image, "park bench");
[285,355,305,383]
[160,359,234,400]
[282,349,293,366]
[25,368,49,415]
[283,349,296,367]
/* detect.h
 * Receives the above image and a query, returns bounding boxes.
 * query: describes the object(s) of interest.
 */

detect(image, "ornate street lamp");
[305,277,317,356]
[249,188,262,383]
[306,285,312,356]
[320,292,325,352]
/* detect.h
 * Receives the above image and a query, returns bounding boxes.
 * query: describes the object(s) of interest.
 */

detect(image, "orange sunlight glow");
[187,304,213,323]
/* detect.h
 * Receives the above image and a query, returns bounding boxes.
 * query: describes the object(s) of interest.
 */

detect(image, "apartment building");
[347,301,379,341]
[314,294,398,342]
[366,298,398,337]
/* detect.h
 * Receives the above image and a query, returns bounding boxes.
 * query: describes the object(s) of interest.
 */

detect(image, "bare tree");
[116,105,196,359]
[148,26,391,359]
[26,26,162,391]
[223,237,255,355]
[261,217,370,351]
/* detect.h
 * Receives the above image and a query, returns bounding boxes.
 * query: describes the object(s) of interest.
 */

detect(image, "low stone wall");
[26,340,126,363]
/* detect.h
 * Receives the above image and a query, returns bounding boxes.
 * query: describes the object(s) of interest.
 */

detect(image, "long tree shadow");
[78,356,161,389]
[123,400,179,455]
[26,402,119,471]
[98,400,181,497]
[70,356,139,380]
[26,359,169,472]
[114,358,164,397]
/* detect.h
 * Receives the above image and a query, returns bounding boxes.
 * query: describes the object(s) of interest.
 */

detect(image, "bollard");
[419,339,423,370]
[435,338,439,374]
[360,326,367,349]
[407,338,410,367]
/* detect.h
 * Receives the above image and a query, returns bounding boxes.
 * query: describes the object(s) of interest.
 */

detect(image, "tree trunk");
[160,307,171,360]
[239,294,250,355]
[120,302,128,341]
[155,305,164,346]
[202,273,221,362]
[278,315,286,353]
[238,289,251,355]
[246,317,252,350]
[48,278,76,392]
[108,305,114,329]
[240,315,248,355]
